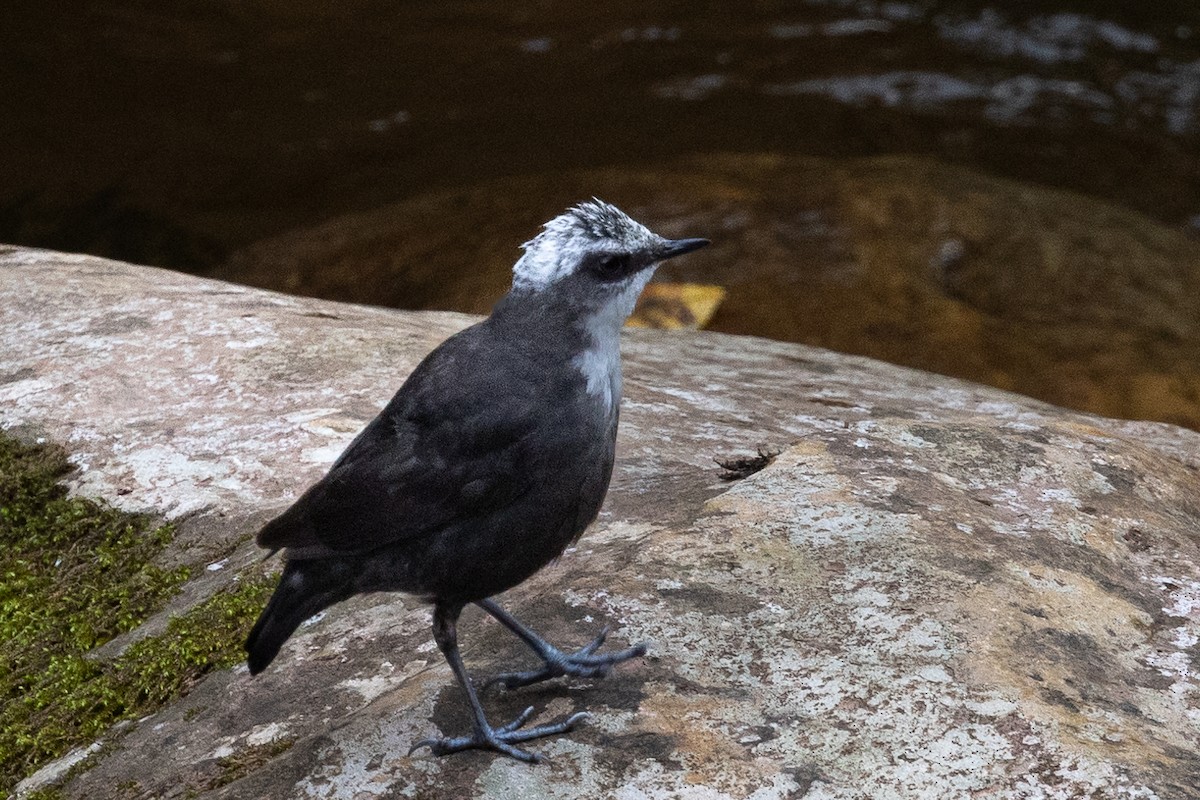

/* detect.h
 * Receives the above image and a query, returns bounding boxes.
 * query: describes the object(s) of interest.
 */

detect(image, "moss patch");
[213,736,297,790]
[0,433,273,796]
[115,571,274,706]
[21,789,67,800]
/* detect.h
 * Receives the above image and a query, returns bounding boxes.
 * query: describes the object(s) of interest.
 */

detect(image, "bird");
[244,199,709,762]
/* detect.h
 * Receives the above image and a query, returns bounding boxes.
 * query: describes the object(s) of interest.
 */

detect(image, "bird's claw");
[578,626,610,656]
[408,708,590,762]
[496,704,537,733]
[485,637,648,691]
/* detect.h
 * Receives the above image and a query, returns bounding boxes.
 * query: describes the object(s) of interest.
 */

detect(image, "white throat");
[571,269,656,416]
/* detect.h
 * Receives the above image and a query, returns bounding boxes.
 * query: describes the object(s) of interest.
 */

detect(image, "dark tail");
[245,559,355,675]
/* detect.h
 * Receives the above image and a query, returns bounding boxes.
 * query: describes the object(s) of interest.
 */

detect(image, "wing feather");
[258,324,547,555]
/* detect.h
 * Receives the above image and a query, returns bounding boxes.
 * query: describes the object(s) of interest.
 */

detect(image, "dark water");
[2,1,1198,272]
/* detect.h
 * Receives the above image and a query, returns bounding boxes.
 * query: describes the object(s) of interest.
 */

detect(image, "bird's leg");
[477,598,648,691]
[408,603,588,762]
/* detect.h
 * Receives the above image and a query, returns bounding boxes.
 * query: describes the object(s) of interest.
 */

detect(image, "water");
[2,1,1198,270]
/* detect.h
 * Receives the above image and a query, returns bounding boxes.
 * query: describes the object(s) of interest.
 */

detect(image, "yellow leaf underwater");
[628,283,727,330]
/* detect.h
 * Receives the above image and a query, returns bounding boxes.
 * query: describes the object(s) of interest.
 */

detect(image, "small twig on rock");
[715,446,782,481]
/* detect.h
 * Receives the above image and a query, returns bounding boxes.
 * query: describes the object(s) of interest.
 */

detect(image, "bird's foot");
[484,628,648,691]
[408,706,589,762]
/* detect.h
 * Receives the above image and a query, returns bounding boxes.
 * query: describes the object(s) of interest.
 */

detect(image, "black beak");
[658,237,710,260]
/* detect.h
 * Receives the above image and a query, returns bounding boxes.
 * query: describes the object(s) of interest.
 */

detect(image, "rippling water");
[1,1,1197,268]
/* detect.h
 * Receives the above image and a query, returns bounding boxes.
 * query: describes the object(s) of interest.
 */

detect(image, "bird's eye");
[595,254,631,278]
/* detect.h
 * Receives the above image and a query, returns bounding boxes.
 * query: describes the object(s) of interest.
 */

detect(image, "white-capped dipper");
[245,200,709,762]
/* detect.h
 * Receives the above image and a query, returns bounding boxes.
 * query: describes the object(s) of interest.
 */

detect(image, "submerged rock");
[217,154,1200,431]
[3,249,1199,798]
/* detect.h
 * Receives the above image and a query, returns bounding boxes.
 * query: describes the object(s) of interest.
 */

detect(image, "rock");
[3,248,1200,799]
[215,154,1200,431]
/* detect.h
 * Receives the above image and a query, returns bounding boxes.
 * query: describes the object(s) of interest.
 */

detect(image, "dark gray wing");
[258,325,547,555]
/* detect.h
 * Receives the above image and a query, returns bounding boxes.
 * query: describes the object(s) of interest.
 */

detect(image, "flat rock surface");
[3,249,1200,798]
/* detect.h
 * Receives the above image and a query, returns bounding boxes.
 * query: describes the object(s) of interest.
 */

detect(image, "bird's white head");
[511,200,709,322]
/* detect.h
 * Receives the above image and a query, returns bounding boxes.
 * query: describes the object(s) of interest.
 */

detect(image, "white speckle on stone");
[13,741,103,797]
[1173,628,1198,649]
[0,377,55,403]
[337,659,428,704]
[284,407,344,424]
[918,664,953,683]
[303,441,355,466]
[246,721,289,747]
[1161,579,1200,616]
[299,414,366,437]
[208,740,236,760]
[76,443,233,519]
[1039,487,1080,505]
[966,696,1019,716]
[225,336,274,349]
[1148,650,1193,680]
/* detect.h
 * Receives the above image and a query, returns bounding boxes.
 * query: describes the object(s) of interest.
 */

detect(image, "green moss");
[213,737,296,789]
[21,788,66,800]
[0,433,275,796]
[115,572,274,705]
